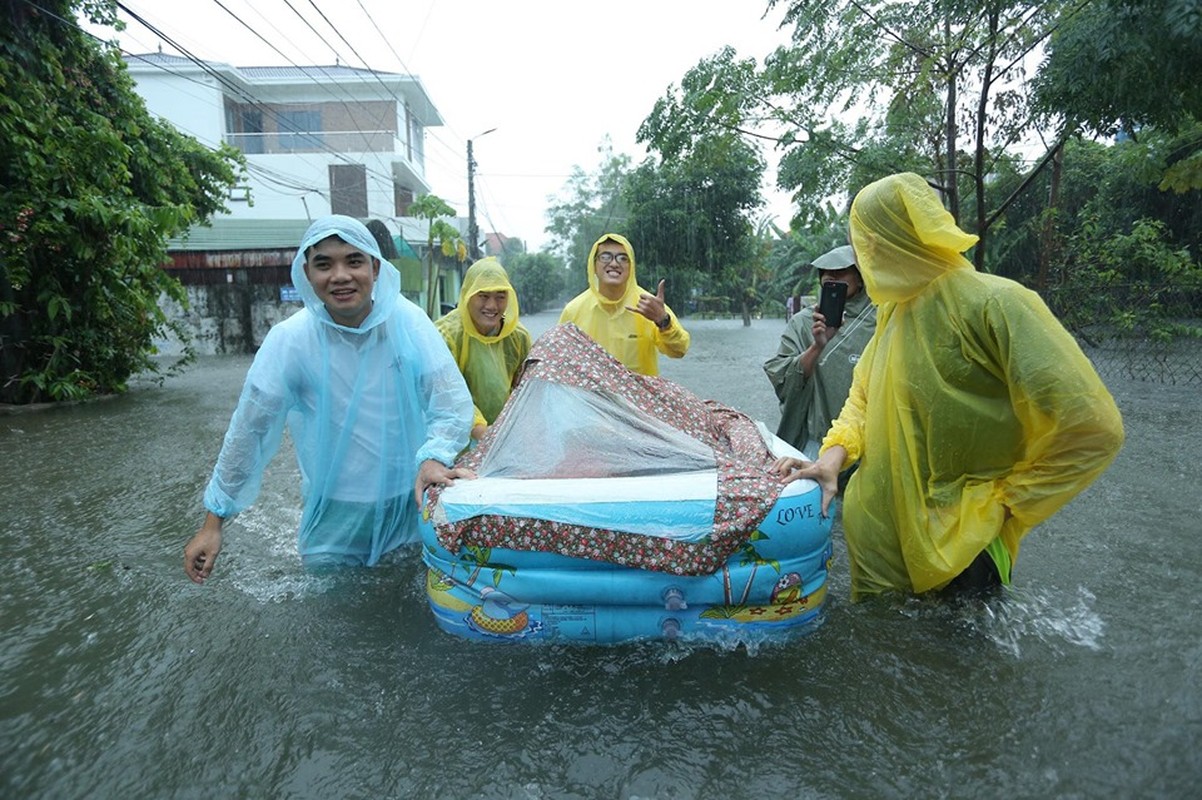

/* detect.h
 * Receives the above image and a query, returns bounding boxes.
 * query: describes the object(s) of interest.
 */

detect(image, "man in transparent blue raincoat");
[184,216,475,583]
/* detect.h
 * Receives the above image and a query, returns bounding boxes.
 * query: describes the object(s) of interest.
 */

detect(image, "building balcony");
[225,130,400,156]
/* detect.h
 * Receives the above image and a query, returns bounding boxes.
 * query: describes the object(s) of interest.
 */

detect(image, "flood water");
[2,311,1199,799]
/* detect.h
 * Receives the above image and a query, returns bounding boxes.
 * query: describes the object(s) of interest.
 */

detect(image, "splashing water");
[970,585,1106,657]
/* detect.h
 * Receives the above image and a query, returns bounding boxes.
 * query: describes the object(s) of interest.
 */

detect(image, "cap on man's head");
[810,245,856,271]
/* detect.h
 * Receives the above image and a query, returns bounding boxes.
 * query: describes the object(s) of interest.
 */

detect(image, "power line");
[207,0,385,156]
[59,0,488,231]
[114,1,425,210]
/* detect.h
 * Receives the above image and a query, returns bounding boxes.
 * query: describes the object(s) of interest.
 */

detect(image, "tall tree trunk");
[944,16,960,221]
[1038,142,1065,292]
[973,7,1001,271]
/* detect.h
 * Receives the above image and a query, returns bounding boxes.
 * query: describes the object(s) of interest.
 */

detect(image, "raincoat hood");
[587,233,642,309]
[291,214,401,332]
[811,245,857,271]
[849,173,979,305]
[455,257,521,343]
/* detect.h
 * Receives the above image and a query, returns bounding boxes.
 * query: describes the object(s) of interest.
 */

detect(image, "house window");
[394,184,414,216]
[330,164,367,217]
[239,110,263,154]
[278,109,322,152]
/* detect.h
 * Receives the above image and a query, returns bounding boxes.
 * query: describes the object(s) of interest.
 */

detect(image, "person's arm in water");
[184,512,224,585]
[185,357,290,585]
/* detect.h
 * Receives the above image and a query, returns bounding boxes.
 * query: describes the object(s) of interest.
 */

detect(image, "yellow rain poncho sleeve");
[558,233,689,376]
[434,257,532,427]
[824,173,1124,598]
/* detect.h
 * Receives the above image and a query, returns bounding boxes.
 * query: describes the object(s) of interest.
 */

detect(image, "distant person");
[763,245,876,460]
[558,233,689,375]
[435,257,532,440]
[184,215,475,583]
[774,173,1124,600]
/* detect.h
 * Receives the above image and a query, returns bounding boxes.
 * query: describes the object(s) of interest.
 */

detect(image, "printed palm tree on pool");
[705,531,781,618]
[461,544,516,588]
[424,544,516,588]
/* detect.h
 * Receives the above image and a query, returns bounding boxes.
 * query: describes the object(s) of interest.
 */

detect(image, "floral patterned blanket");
[428,323,784,576]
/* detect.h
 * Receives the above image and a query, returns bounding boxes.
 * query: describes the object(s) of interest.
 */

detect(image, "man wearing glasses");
[558,233,690,375]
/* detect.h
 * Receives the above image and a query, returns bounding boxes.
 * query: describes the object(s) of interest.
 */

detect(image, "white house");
[123,53,468,352]
[125,52,442,224]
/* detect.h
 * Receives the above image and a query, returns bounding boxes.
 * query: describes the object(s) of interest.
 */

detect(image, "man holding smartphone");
[763,245,876,459]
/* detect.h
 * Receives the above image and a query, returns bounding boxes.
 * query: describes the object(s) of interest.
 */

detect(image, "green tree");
[761,202,849,309]
[1035,0,1202,140]
[408,193,467,318]
[651,3,1076,268]
[1,0,242,404]
[491,236,527,266]
[983,133,1202,287]
[632,83,766,322]
[505,251,567,314]
[544,139,633,287]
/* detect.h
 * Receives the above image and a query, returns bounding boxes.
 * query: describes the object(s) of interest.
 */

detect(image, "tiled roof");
[238,65,401,80]
[166,219,313,251]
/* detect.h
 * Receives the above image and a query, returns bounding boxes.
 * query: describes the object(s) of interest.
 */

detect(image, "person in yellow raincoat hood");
[435,257,532,440]
[775,173,1125,600]
[558,233,689,375]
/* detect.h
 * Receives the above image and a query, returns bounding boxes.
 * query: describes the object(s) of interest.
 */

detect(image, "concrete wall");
[156,282,301,356]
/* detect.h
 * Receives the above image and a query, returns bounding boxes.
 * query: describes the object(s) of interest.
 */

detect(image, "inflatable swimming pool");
[420,324,835,646]
[421,469,833,644]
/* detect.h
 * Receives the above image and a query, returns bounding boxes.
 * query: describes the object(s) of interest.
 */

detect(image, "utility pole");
[466,128,496,261]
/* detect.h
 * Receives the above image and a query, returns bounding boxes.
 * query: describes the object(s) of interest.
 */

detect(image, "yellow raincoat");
[825,173,1124,599]
[435,258,532,430]
[558,233,689,375]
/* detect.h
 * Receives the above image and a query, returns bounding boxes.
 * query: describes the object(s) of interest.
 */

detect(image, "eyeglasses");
[595,252,630,266]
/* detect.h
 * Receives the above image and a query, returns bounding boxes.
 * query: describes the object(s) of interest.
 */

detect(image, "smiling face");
[467,289,508,335]
[593,240,631,300]
[303,236,380,327]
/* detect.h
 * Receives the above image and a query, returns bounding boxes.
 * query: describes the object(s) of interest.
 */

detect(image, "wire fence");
[762,283,1202,386]
[1044,284,1202,386]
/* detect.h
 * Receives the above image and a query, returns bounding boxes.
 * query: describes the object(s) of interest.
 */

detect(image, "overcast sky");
[85,0,796,251]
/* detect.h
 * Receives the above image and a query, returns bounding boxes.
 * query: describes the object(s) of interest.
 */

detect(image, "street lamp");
[467,127,497,261]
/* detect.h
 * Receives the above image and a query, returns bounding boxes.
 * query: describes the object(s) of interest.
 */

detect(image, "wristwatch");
[656,314,671,331]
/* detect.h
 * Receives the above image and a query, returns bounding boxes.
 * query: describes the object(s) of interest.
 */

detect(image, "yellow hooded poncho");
[825,173,1124,598]
[558,233,689,375]
[435,257,532,430]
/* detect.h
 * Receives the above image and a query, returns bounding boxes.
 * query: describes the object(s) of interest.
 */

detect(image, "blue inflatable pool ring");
[420,475,833,645]
[421,324,835,646]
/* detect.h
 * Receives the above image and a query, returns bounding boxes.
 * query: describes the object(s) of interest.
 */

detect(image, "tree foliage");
[0,0,243,404]
[1034,0,1202,139]
[544,138,633,285]
[627,123,765,319]
[761,201,850,307]
[505,251,567,315]
[758,0,1075,267]
[408,193,467,318]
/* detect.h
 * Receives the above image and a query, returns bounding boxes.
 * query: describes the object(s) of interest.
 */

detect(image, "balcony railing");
[225,130,398,155]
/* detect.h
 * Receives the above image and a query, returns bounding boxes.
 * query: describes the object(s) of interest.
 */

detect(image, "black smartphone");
[818,281,848,327]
